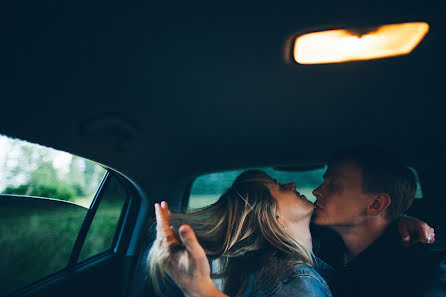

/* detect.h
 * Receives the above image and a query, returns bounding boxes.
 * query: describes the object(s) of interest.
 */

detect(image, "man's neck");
[331,218,390,264]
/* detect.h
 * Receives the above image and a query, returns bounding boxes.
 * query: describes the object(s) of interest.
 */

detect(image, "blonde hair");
[148,169,313,296]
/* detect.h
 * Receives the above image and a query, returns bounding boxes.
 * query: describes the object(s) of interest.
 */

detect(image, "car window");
[78,174,128,261]
[0,135,128,295]
[188,167,326,210]
[188,166,423,210]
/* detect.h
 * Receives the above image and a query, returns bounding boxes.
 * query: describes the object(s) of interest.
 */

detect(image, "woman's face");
[268,180,315,225]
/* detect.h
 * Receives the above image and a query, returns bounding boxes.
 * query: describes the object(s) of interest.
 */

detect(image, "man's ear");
[367,193,391,216]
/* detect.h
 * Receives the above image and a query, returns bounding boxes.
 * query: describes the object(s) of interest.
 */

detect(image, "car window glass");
[79,174,128,261]
[188,167,326,210]
[188,166,423,210]
[0,135,106,295]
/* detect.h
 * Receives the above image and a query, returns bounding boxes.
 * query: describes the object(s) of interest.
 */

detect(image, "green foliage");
[1,137,106,203]
[34,184,76,201]
[3,185,28,195]
[3,183,77,202]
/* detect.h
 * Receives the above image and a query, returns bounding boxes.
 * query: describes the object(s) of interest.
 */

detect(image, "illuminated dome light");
[294,22,429,64]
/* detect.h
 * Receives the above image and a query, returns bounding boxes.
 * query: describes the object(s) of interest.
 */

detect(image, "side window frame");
[68,170,135,268]
[8,169,138,296]
[67,171,110,269]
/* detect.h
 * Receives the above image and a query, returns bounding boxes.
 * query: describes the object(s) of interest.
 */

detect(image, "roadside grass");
[0,197,122,296]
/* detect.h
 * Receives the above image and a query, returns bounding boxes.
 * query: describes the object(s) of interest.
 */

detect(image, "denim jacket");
[242,255,335,297]
[148,254,335,297]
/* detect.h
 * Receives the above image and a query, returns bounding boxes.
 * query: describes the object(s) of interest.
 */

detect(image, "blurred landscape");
[188,167,326,210]
[0,135,124,295]
[0,135,106,206]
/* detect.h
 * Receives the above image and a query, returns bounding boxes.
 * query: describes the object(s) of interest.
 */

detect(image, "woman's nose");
[283,182,296,191]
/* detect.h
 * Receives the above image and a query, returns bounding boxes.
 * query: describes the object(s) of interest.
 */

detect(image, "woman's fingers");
[179,225,204,254]
[155,202,178,245]
[178,225,210,272]
[154,203,167,235]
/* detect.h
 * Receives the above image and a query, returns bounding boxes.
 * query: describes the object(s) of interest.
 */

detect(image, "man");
[311,148,445,297]
[153,148,445,297]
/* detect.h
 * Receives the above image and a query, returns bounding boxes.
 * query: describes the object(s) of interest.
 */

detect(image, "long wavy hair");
[148,169,313,296]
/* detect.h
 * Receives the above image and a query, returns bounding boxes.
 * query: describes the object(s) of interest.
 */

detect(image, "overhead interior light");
[294,22,429,64]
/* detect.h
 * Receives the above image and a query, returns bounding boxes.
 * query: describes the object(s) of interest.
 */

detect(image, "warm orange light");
[294,22,429,64]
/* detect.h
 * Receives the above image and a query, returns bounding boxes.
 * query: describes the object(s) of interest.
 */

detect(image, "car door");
[0,136,147,297]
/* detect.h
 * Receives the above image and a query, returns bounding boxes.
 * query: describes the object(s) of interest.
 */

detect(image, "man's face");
[312,161,374,227]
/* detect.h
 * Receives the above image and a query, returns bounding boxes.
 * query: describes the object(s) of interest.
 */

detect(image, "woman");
[148,170,434,297]
[149,169,332,296]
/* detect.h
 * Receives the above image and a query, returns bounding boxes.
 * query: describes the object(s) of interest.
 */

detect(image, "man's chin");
[311,213,331,226]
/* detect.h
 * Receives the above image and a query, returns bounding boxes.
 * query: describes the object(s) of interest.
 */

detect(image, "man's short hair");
[328,147,416,220]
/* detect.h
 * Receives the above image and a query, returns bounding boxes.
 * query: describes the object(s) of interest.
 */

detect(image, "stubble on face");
[312,161,371,228]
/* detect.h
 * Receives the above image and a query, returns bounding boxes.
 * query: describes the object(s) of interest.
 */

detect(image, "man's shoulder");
[340,232,446,297]
[384,245,446,297]
[390,243,445,268]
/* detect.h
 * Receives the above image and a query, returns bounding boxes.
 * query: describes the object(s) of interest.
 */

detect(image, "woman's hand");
[398,215,435,246]
[154,202,228,297]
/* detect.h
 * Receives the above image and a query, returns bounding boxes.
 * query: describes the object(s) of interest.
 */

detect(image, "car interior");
[1,0,445,296]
